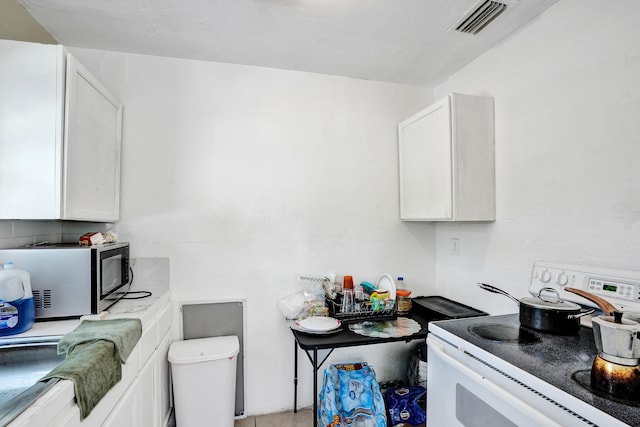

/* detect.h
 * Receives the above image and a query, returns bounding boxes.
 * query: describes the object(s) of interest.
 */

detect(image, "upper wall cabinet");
[398,93,495,222]
[0,39,122,221]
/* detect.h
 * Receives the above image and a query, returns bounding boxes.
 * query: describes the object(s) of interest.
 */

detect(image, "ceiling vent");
[455,0,509,35]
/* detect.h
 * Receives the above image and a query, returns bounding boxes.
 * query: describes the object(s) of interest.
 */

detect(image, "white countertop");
[3,289,171,427]
[0,289,169,343]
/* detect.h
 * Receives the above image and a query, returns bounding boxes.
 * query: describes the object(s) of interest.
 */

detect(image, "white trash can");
[169,336,239,427]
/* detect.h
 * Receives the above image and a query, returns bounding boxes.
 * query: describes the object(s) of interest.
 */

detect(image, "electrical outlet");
[451,238,460,256]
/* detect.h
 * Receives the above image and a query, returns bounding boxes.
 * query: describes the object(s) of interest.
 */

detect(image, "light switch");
[451,238,460,256]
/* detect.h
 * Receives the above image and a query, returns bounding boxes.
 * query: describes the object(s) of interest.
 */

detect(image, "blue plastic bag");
[318,362,387,427]
[385,386,426,426]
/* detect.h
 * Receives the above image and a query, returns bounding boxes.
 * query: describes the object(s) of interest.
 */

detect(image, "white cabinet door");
[156,332,172,426]
[398,93,495,222]
[63,55,122,222]
[101,377,138,427]
[0,41,64,219]
[101,347,156,427]
[136,355,157,427]
[399,96,453,220]
[0,39,122,221]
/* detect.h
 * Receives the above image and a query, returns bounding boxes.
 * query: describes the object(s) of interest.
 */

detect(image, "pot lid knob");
[614,311,624,324]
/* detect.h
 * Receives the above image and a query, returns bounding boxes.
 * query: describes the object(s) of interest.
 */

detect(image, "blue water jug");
[0,262,36,336]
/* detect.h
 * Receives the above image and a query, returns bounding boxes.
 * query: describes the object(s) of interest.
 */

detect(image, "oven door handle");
[427,335,564,427]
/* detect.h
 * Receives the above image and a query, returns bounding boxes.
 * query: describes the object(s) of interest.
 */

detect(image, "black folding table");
[290,313,429,426]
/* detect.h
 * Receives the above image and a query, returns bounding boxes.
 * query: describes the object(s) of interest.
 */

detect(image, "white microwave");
[0,242,130,320]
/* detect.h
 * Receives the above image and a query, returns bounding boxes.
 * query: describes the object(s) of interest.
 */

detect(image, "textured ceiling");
[18,0,558,87]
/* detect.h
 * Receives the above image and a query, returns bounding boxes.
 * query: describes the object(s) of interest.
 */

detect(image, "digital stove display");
[587,277,638,301]
[603,282,618,292]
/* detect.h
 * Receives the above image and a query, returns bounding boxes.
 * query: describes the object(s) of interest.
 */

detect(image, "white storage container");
[169,335,239,427]
[0,262,35,336]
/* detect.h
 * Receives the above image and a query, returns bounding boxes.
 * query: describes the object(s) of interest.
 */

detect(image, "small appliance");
[0,242,130,320]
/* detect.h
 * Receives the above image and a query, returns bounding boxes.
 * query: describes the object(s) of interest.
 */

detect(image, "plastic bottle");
[0,262,35,336]
[395,276,412,315]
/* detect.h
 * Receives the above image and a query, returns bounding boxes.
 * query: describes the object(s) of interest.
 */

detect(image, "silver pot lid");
[520,296,581,311]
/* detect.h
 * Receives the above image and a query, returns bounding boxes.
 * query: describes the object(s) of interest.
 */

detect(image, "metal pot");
[565,287,640,364]
[478,283,594,334]
[591,353,640,398]
[592,315,640,363]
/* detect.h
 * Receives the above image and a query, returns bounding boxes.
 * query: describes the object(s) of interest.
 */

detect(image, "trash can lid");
[168,335,239,364]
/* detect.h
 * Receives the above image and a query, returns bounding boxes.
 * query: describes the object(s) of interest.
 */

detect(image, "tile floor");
[234,407,313,426]
[168,407,313,426]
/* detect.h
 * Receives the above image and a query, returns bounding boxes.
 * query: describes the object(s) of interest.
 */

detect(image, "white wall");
[68,49,434,414]
[62,0,640,415]
[0,220,61,248]
[433,0,640,314]
[0,220,115,249]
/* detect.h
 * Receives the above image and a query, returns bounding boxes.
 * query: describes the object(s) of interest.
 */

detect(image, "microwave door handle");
[427,335,564,427]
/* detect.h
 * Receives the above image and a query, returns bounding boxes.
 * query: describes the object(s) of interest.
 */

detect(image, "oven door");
[427,334,595,427]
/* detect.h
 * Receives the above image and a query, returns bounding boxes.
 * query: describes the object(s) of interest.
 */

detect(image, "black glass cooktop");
[469,323,541,344]
[430,314,640,426]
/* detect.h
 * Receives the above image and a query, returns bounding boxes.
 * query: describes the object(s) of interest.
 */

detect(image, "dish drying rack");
[326,295,396,323]
[299,275,397,323]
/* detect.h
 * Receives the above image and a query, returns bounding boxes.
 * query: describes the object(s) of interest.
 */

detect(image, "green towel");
[40,318,143,420]
[57,318,142,362]
[41,340,121,419]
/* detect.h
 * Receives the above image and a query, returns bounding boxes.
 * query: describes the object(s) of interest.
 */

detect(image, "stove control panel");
[529,262,640,313]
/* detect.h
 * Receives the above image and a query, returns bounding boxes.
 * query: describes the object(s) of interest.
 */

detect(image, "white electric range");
[427,262,640,427]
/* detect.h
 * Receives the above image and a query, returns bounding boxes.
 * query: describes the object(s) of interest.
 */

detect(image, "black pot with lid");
[478,283,594,335]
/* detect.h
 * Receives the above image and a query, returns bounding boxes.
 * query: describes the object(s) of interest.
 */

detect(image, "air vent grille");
[33,289,52,309]
[455,0,508,35]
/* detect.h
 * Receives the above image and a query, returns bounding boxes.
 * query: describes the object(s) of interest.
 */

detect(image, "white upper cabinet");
[398,93,495,221]
[0,39,122,221]
[63,56,122,221]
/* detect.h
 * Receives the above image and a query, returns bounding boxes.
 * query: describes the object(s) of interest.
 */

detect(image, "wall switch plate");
[451,238,460,255]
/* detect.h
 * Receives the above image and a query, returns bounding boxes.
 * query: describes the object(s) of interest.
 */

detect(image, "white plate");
[297,316,340,332]
[289,321,342,335]
[376,273,396,300]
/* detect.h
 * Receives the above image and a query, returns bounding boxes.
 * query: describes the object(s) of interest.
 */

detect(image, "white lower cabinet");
[137,356,157,427]
[102,355,155,427]
[100,377,138,427]
[102,305,172,427]
[156,332,172,426]
[10,299,173,427]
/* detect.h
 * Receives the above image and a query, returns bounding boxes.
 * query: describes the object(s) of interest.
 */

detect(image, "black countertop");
[291,296,487,351]
[291,313,429,350]
[430,314,640,427]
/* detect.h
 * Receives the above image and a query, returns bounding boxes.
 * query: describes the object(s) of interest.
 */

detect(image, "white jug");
[0,262,32,302]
